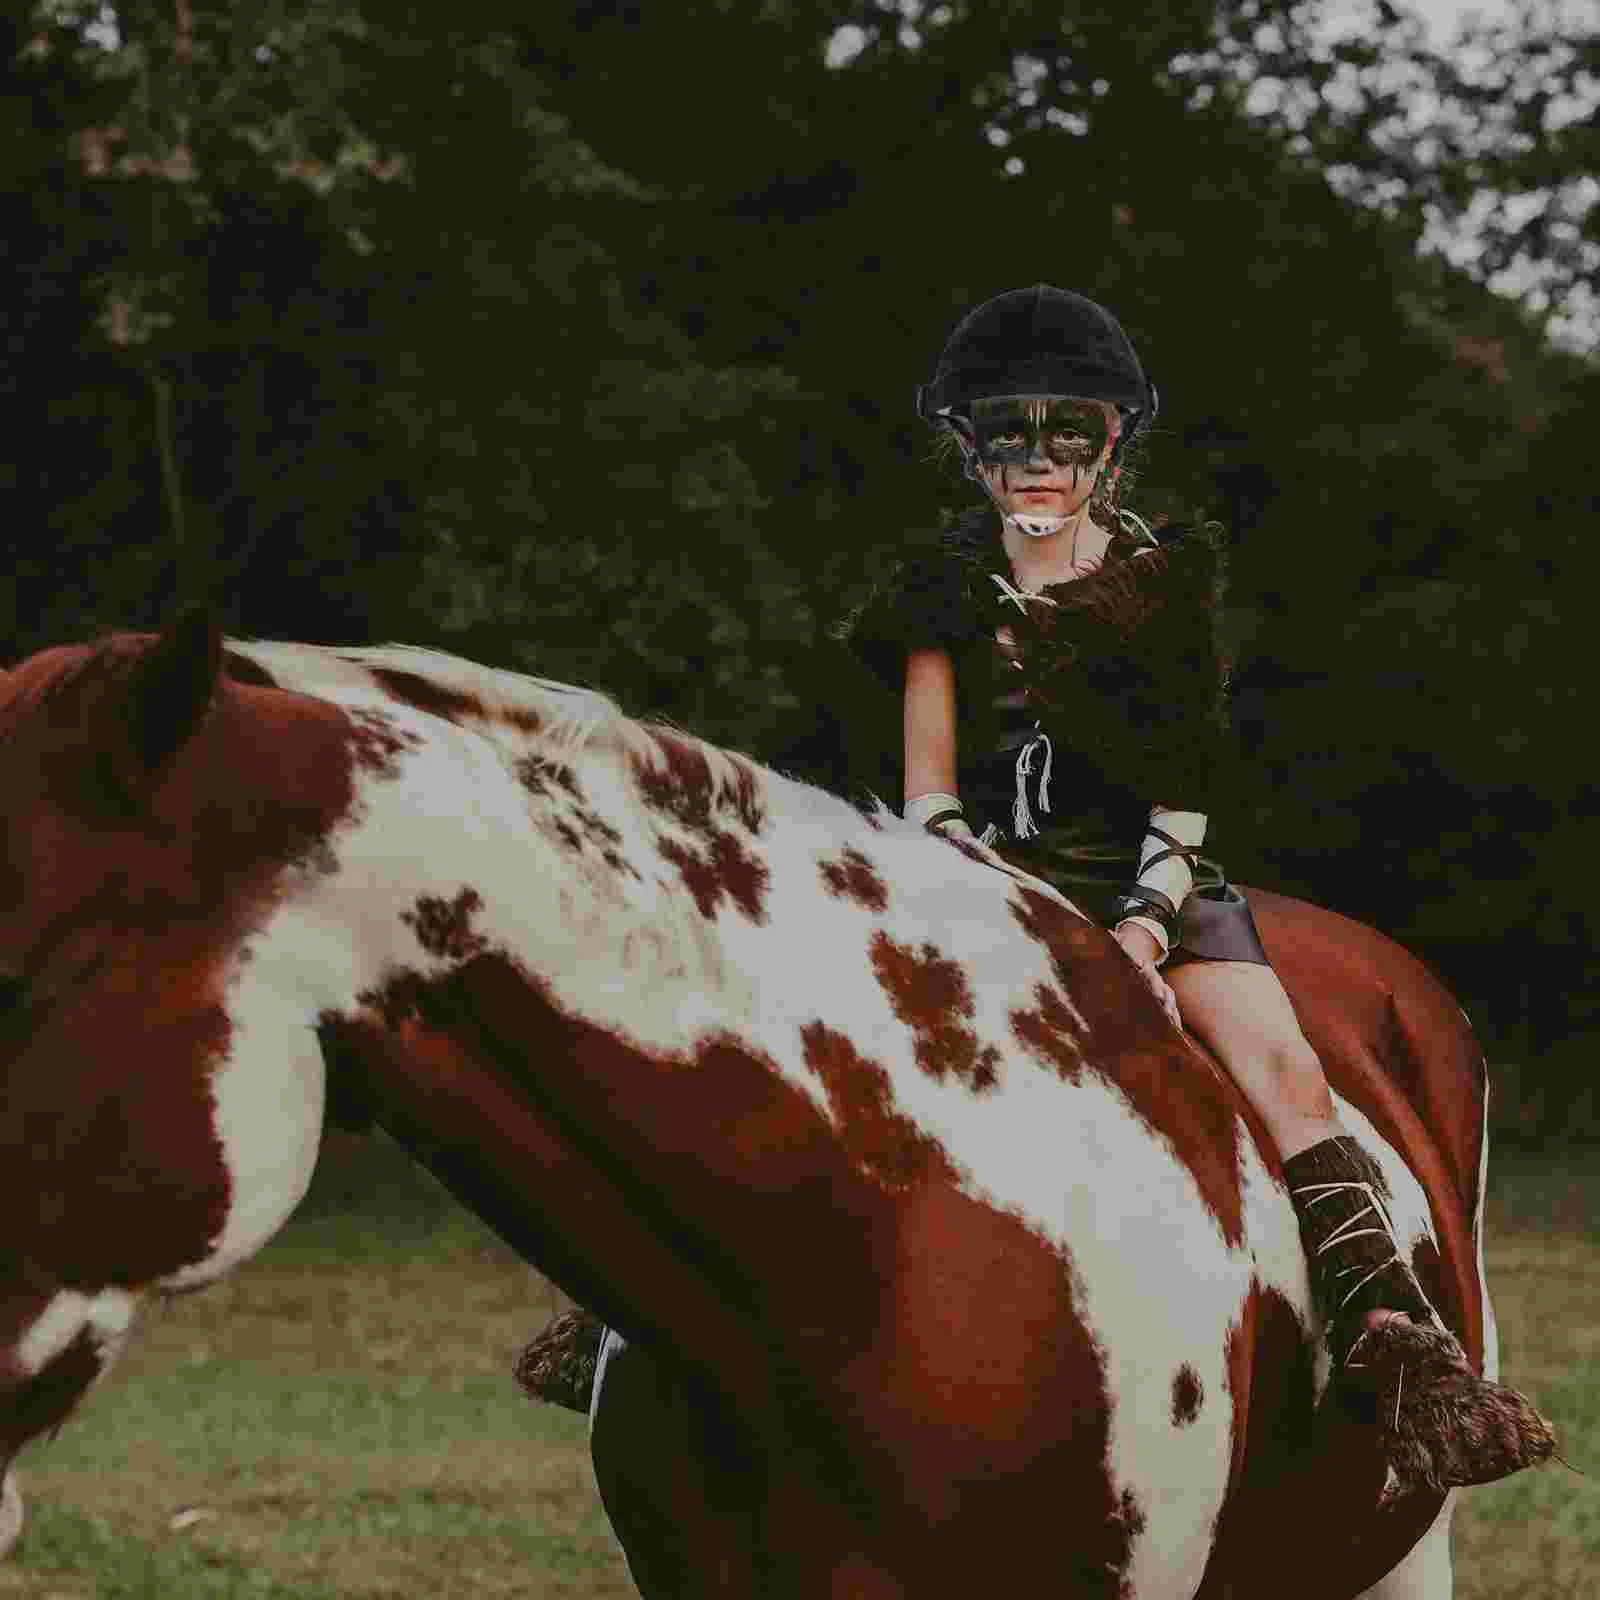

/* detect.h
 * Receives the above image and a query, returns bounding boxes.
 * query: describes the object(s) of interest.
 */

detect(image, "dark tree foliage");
[3,0,1594,1138]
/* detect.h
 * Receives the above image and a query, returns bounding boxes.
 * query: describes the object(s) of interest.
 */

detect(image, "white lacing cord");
[1290,1178,1402,1311]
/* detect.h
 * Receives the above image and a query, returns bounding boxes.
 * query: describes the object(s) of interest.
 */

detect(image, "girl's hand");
[1115,922,1182,1030]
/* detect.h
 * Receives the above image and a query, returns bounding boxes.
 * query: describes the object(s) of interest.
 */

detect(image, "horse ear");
[127,606,223,776]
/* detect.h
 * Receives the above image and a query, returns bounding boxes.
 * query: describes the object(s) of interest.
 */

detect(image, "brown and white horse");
[0,617,1500,1598]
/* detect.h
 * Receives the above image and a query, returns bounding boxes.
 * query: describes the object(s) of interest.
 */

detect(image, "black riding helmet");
[915,284,1158,467]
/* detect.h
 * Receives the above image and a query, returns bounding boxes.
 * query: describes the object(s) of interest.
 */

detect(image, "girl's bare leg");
[1165,958,1400,1328]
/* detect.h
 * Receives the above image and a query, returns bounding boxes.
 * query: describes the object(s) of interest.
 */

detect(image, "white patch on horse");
[226,644,758,1054]
[163,983,326,1290]
[1062,1092,1250,1598]
[11,1288,133,1385]
[14,1292,90,1378]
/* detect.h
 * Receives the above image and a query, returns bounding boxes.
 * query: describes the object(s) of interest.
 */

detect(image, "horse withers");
[0,616,1534,1597]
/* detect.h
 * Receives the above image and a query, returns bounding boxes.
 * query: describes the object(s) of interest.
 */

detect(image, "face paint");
[954,396,1117,538]
[968,396,1112,471]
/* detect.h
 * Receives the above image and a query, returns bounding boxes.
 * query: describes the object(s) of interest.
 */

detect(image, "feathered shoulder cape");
[833,505,1234,810]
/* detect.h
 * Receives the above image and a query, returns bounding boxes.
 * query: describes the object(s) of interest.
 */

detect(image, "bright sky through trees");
[826,0,1598,352]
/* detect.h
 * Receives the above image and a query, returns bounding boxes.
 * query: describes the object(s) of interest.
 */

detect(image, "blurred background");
[3,0,1596,1141]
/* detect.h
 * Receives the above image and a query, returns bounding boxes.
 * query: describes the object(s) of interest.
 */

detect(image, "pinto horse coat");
[0,623,1494,1598]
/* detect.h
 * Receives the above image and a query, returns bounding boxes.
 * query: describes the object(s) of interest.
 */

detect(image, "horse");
[0,614,1506,1597]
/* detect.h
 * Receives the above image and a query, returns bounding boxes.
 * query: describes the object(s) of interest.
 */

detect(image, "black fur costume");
[834,505,1235,924]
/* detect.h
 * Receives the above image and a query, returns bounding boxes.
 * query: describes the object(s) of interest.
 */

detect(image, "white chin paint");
[1006,510,1072,538]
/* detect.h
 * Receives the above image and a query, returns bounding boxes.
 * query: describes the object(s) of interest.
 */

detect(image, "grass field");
[3,1134,1594,1599]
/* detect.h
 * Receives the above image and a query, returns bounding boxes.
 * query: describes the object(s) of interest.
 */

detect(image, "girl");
[837,283,1551,1497]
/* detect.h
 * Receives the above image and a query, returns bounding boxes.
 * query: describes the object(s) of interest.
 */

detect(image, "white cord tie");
[1012,731,1054,840]
[989,572,1057,613]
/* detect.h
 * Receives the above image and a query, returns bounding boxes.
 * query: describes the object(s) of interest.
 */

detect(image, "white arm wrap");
[1138,807,1207,905]
[1113,808,1208,962]
[905,792,973,838]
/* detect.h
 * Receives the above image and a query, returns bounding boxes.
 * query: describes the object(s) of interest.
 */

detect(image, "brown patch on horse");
[403,889,489,962]
[818,847,888,913]
[347,707,423,779]
[635,734,766,836]
[369,666,531,730]
[337,932,1139,1590]
[1172,1364,1204,1426]
[636,735,769,923]
[368,662,546,734]
[1410,1235,1448,1319]
[1010,982,1089,1080]
[1008,887,1244,1247]
[868,933,1001,1093]
[657,834,768,922]
[800,1022,962,1190]
[515,755,582,800]
[3,635,369,1289]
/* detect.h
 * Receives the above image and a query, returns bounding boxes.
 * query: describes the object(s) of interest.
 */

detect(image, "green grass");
[1450,1151,1600,1599]
[4,1135,1594,1597]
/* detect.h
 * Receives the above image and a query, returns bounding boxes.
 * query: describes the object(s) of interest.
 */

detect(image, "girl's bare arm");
[903,647,959,807]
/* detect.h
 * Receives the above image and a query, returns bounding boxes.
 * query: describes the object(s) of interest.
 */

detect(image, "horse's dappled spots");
[1172,1364,1204,1426]
[867,932,1001,1093]
[1009,886,1245,1248]
[657,834,768,923]
[346,707,422,779]
[402,888,488,963]
[515,756,638,878]
[818,847,888,913]
[634,734,766,838]
[514,755,583,801]
[636,737,770,924]
[1010,981,1090,1079]
[799,1022,962,1190]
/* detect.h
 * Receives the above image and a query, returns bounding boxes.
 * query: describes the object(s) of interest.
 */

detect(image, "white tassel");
[1011,731,1053,840]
